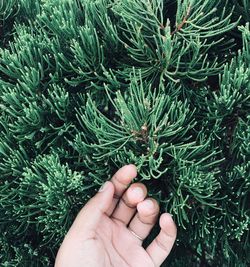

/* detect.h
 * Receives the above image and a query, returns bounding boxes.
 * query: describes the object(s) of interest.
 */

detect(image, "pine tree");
[0,0,249,266]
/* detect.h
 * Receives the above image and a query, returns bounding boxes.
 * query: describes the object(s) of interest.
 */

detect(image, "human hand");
[55,164,177,267]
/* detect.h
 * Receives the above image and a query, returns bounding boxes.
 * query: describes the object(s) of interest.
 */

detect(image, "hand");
[55,164,177,267]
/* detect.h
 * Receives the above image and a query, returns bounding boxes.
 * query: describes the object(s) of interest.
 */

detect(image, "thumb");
[68,181,115,239]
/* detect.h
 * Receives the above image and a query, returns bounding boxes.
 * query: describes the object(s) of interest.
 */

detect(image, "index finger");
[106,164,137,216]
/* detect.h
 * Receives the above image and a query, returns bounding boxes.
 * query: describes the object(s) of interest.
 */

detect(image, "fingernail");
[99,181,109,192]
[130,187,144,198]
[144,199,154,209]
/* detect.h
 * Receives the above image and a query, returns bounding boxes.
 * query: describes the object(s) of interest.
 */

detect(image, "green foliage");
[0,0,249,266]
[111,0,239,81]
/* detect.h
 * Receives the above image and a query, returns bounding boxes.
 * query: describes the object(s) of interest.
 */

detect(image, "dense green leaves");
[111,0,239,81]
[0,0,249,266]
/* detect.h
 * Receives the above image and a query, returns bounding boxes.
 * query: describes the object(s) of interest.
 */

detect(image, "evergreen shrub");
[0,0,249,266]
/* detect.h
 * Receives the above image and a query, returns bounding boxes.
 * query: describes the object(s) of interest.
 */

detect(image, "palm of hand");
[92,214,154,267]
[55,165,176,267]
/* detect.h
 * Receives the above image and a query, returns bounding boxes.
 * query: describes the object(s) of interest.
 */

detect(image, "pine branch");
[171,5,191,35]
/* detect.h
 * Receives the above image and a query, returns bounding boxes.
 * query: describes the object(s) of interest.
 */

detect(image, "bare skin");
[55,164,177,267]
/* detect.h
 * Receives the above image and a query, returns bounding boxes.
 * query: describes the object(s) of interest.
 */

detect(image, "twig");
[171,5,191,35]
